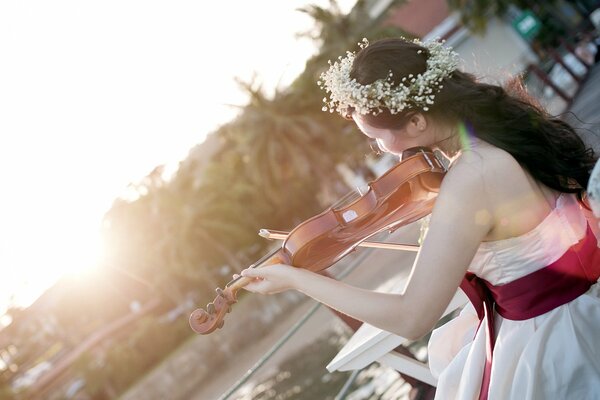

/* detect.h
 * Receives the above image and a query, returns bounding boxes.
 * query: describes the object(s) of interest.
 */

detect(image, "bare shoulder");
[434,144,527,226]
[443,143,557,240]
[444,144,524,194]
[429,147,499,231]
[451,144,520,173]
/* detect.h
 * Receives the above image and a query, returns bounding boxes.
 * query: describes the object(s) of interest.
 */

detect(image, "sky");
[0,0,357,318]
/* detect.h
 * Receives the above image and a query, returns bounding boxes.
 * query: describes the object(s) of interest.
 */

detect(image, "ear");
[404,113,427,138]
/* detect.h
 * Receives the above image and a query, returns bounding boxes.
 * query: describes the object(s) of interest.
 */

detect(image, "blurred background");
[1,0,599,399]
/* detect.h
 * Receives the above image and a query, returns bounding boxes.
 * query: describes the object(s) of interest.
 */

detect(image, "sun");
[60,228,105,277]
[0,212,106,310]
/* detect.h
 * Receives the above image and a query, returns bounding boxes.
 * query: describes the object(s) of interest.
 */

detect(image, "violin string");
[224,143,433,289]
[225,245,282,287]
[224,186,361,288]
[331,188,363,209]
[225,188,360,288]
[330,138,383,209]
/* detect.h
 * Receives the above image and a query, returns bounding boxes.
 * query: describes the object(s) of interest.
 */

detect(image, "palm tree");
[100,168,186,302]
[99,0,411,307]
[289,0,409,167]
[296,0,406,54]
[222,78,342,223]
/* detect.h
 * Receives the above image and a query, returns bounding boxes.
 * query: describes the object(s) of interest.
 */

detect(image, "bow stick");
[258,229,420,252]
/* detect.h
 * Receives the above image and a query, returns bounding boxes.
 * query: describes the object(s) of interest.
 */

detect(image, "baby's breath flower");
[318,37,459,115]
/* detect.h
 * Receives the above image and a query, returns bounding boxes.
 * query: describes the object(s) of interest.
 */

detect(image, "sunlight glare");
[0,197,106,309]
[0,0,358,312]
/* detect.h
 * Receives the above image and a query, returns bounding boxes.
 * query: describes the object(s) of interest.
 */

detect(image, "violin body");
[283,150,445,271]
[189,148,446,334]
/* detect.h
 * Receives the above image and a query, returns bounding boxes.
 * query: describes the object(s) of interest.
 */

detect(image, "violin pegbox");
[189,286,238,334]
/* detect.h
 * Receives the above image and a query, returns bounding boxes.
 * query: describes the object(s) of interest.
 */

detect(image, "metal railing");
[217,246,377,400]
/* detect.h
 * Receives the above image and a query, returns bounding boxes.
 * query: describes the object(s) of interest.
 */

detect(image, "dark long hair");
[350,38,597,193]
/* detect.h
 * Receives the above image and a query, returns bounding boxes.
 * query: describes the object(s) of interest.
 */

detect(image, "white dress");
[427,193,600,399]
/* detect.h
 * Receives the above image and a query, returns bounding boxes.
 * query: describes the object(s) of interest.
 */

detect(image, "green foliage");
[92,0,412,395]
[100,0,400,299]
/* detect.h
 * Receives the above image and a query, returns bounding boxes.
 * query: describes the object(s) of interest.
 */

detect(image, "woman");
[238,37,600,399]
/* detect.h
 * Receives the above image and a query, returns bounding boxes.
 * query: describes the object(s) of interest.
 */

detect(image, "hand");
[235,263,301,295]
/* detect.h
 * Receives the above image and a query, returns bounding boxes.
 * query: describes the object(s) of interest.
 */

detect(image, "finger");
[242,279,268,294]
[241,268,261,278]
[241,275,264,284]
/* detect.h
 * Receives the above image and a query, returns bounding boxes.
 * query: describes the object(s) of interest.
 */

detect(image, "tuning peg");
[217,320,224,329]
[216,287,224,296]
[207,303,215,315]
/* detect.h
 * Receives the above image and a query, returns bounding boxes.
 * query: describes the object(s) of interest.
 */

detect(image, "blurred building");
[377,0,539,82]
[0,266,158,399]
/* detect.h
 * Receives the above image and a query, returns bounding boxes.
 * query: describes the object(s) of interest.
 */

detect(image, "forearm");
[291,268,425,339]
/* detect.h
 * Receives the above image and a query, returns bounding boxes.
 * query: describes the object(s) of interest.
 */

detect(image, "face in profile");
[351,111,435,156]
[351,113,403,155]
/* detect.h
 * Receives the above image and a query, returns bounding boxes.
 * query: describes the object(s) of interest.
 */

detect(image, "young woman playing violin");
[238,37,600,399]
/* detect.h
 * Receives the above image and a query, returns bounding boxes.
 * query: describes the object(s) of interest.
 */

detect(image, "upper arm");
[400,153,495,337]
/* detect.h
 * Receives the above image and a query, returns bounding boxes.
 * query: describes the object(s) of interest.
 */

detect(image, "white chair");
[326,279,468,386]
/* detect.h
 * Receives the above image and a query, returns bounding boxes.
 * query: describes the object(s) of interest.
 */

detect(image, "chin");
[381,140,406,156]
[373,139,394,155]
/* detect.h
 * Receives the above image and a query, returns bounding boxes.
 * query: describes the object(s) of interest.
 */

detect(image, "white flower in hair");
[317,37,459,115]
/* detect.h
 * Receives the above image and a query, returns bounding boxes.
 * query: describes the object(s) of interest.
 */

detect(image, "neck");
[431,124,461,157]
[432,121,485,159]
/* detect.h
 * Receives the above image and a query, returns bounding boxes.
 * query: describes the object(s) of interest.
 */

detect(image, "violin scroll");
[189,279,245,334]
[189,251,289,334]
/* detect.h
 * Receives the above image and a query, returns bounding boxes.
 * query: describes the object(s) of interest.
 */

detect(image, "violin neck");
[250,246,283,268]
[225,246,282,288]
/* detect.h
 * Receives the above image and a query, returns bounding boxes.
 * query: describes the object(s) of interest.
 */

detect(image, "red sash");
[460,224,600,400]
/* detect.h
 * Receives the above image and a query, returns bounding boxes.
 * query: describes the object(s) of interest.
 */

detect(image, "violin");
[189,147,446,334]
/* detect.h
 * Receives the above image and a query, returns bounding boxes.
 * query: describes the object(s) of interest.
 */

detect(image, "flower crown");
[317,37,460,115]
